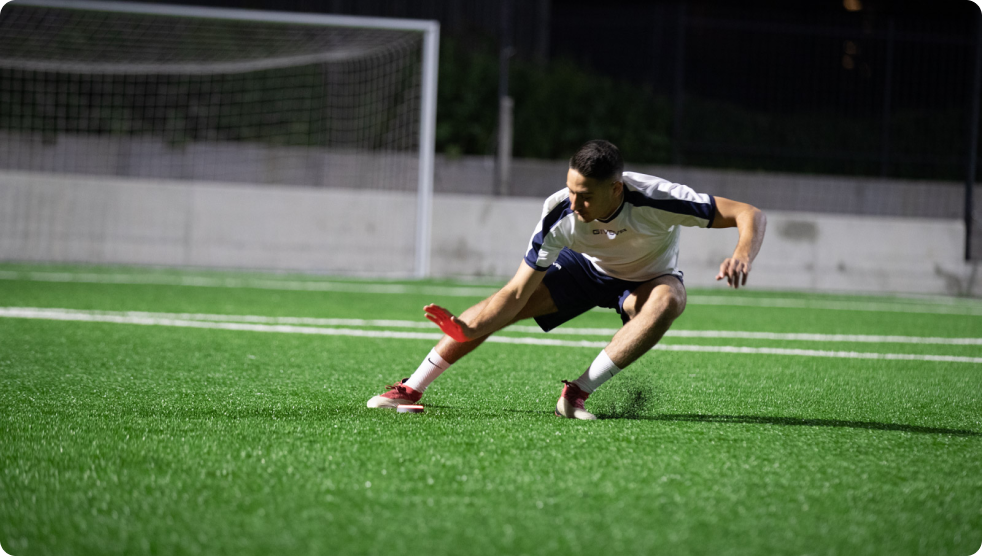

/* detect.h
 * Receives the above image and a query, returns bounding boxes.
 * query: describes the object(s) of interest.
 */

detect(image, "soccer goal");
[0,0,439,277]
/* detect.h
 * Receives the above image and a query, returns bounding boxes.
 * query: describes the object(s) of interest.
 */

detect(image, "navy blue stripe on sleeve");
[523,199,572,270]
[523,258,548,271]
[624,189,716,224]
[706,195,717,228]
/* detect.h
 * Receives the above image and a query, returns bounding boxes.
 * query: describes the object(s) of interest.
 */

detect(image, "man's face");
[566,168,623,223]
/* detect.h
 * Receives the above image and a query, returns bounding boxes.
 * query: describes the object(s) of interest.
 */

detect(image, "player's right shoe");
[555,380,597,420]
[366,378,423,408]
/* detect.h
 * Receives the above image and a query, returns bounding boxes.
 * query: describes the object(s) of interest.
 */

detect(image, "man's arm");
[425,262,546,342]
[711,196,767,289]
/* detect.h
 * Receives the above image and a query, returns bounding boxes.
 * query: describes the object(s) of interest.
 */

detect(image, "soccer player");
[368,140,766,419]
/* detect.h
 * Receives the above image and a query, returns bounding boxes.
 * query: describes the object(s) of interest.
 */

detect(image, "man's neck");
[598,187,624,222]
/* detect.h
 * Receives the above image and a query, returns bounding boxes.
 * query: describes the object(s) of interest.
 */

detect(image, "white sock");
[404,348,452,393]
[572,349,621,394]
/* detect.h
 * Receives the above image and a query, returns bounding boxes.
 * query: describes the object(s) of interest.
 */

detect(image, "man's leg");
[606,274,687,368]
[367,282,559,407]
[557,274,686,419]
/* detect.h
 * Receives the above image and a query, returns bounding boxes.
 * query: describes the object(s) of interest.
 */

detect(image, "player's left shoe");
[555,380,597,420]
[366,378,423,408]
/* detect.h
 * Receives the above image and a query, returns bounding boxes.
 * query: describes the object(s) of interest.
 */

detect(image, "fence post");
[967,10,982,261]
[496,0,514,196]
[672,1,686,166]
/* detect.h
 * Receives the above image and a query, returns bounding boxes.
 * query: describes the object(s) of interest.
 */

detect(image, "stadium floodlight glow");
[1,0,439,277]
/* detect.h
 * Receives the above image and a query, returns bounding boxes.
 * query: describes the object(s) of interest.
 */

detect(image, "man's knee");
[626,279,686,322]
[655,287,686,320]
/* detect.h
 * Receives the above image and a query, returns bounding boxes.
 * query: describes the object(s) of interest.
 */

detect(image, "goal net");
[0,0,438,276]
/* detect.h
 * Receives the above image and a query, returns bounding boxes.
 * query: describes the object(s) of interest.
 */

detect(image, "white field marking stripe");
[5,307,440,329]
[686,295,982,316]
[2,308,981,365]
[2,270,982,315]
[0,307,443,341]
[4,308,981,346]
[0,271,498,298]
[511,325,982,346]
[651,345,982,364]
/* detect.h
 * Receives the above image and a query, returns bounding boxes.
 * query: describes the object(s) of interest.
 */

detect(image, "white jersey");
[523,171,717,282]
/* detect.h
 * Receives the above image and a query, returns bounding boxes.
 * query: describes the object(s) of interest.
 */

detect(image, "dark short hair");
[569,140,623,182]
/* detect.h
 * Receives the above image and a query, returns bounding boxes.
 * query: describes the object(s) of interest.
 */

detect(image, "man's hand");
[424,304,472,342]
[710,197,765,289]
[716,256,751,288]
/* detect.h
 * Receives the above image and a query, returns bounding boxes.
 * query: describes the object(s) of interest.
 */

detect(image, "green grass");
[1,264,980,556]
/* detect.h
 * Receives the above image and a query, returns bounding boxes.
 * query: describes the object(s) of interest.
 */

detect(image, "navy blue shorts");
[533,248,683,332]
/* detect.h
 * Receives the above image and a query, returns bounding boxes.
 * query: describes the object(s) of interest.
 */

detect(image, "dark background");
[1,0,979,256]
[99,0,981,182]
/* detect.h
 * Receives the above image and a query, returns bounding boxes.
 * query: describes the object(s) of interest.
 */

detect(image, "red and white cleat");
[367,379,423,408]
[555,380,597,420]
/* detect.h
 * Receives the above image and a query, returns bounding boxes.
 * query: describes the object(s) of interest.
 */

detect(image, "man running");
[367,140,766,419]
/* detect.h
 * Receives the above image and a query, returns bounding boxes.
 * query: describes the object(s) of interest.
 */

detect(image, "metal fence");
[262,0,982,257]
[69,0,982,182]
[550,1,982,258]
[552,2,979,179]
[7,0,982,258]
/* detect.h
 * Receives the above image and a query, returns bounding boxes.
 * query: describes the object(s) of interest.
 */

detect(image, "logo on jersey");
[593,228,628,237]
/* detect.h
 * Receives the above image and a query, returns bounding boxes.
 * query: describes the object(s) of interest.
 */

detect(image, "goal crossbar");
[11,0,439,33]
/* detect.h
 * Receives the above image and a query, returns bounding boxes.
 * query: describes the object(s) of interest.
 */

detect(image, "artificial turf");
[0,264,980,556]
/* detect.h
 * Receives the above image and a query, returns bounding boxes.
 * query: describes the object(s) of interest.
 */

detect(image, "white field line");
[0,307,443,341]
[1,307,980,365]
[519,326,982,346]
[686,295,982,316]
[2,270,982,315]
[0,271,499,298]
[652,345,982,364]
[3,307,981,346]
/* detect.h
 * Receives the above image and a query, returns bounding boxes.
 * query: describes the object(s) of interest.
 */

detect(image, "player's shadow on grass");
[636,413,981,437]
[588,379,979,436]
[450,406,979,436]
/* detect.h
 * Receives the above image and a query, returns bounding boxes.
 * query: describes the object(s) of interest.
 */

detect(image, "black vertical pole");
[498,0,513,103]
[880,18,895,177]
[967,11,982,261]
[496,0,514,196]
[672,1,686,166]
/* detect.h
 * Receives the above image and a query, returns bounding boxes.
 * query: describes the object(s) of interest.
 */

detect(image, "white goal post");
[2,0,439,277]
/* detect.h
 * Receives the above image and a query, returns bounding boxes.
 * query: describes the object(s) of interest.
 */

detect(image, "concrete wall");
[1,133,969,218]
[0,171,417,275]
[677,212,973,294]
[1,170,978,296]
[0,133,419,191]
